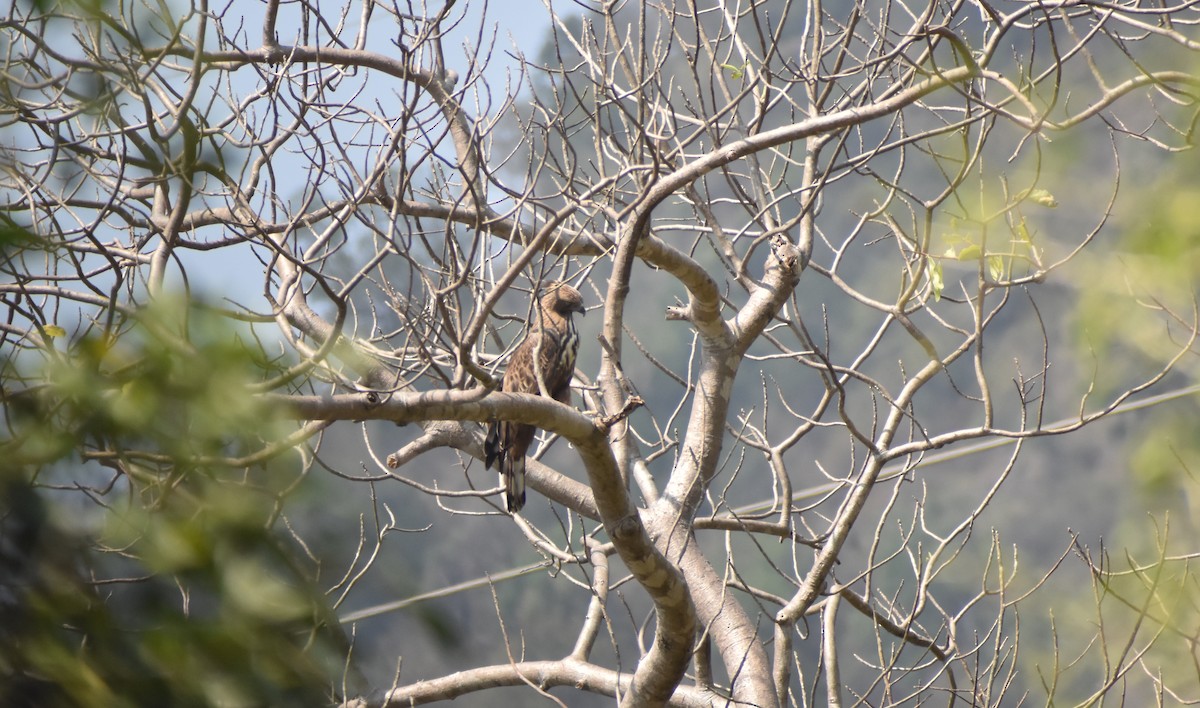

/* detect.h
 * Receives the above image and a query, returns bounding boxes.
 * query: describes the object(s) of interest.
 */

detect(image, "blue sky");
[185,1,553,301]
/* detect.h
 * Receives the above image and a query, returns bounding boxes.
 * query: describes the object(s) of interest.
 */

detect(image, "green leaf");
[929,259,944,301]
[1028,188,1058,208]
[988,255,1005,281]
[719,63,745,79]
[957,244,981,260]
[1016,219,1033,244]
[224,556,313,623]
[0,220,39,252]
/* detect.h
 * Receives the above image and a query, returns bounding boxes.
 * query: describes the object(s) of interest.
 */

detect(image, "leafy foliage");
[0,300,343,707]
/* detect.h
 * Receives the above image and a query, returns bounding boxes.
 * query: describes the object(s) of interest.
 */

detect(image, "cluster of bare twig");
[2,0,1198,705]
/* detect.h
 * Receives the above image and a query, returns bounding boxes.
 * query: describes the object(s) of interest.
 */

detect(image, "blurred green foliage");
[0,297,346,707]
[1075,154,1200,493]
[1074,158,1200,369]
[1021,146,1200,705]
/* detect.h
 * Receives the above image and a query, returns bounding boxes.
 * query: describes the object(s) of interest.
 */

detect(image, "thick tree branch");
[341,658,725,707]
[275,389,696,706]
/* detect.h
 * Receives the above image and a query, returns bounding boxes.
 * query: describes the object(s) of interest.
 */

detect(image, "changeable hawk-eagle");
[485,282,586,512]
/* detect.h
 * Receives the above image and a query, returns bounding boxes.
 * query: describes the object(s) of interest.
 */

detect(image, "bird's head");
[542,282,586,317]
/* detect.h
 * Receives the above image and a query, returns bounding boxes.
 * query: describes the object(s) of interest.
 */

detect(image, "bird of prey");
[485,282,586,513]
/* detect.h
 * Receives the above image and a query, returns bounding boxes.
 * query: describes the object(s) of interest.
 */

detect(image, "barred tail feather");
[503,454,525,513]
[485,420,524,512]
